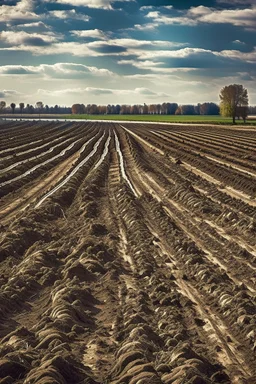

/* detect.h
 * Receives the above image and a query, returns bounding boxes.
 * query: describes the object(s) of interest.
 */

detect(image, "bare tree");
[10,103,16,114]
[220,84,248,124]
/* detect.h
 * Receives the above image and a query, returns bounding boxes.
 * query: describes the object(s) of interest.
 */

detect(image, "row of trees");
[71,102,220,116]
[0,85,252,123]
[0,101,71,114]
[0,100,220,116]
[72,84,251,123]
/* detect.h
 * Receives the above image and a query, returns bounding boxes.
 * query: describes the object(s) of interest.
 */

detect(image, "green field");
[64,114,256,125]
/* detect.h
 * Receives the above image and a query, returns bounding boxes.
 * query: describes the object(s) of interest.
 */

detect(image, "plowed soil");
[0,121,255,384]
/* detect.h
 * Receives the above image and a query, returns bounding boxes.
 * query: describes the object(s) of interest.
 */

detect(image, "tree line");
[0,85,253,123]
[0,101,71,115]
[71,102,221,115]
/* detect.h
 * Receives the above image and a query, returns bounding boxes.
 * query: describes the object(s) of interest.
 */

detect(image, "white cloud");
[0,89,23,98]
[130,23,158,31]
[37,86,168,97]
[129,47,213,60]
[71,29,106,39]
[217,0,255,4]
[0,38,187,57]
[49,10,90,22]
[197,6,256,28]
[0,0,39,22]
[0,63,115,77]
[146,11,198,26]
[233,39,246,44]
[0,30,61,45]
[140,5,173,11]
[15,21,51,29]
[218,48,256,62]
[0,42,94,56]
[146,5,256,29]
[118,60,198,73]
[87,38,185,49]
[44,0,134,10]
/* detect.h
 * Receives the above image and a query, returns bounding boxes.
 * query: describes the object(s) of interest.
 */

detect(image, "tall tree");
[219,84,248,124]
[36,101,44,118]
[166,103,178,115]
[72,104,81,114]
[0,101,6,113]
[10,103,16,114]
[19,102,25,114]
[143,103,149,114]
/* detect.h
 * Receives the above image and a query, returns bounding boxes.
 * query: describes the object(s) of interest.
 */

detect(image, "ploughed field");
[0,121,256,384]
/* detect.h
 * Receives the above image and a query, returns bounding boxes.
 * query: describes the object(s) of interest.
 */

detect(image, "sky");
[0,0,255,106]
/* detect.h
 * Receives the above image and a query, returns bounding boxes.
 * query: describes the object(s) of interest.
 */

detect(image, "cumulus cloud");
[118,59,198,73]
[0,89,23,98]
[146,11,197,26]
[71,29,106,39]
[146,5,256,29]
[130,23,158,31]
[218,48,256,62]
[140,5,173,11]
[49,10,90,22]
[195,6,256,29]
[0,30,61,46]
[44,0,134,10]
[86,38,186,52]
[0,0,39,22]
[0,63,115,78]
[217,0,255,4]
[0,38,187,57]
[233,39,246,44]
[37,86,168,97]
[126,47,214,61]
[15,21,51,30]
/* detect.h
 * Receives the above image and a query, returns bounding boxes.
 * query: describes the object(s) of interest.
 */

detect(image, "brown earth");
[0,121,255,384]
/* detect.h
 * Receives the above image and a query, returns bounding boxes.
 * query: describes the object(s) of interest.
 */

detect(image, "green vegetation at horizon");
[63,114,256,125]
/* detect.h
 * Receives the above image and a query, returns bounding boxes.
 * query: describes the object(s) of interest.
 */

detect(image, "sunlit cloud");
[44,0,135,10]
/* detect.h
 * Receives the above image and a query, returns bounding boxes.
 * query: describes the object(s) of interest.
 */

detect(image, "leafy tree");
[36,101,44,118]
[131,104,140,114]
[175,106,182,115]
[72,104,80,114]
[149,104,156,114]
[71,104,86,114]
[27,104,34,114]
[236,106,249,123]
[180,104,196,115]
[166,103,178,115]
[36,101,44,109]
[19,102,25,114]
[199,102,219,115]
[10,103,16,114]
[143,103,149,114]
[116,104,121,114]
[0,100,6,113]
[219,84,248,124]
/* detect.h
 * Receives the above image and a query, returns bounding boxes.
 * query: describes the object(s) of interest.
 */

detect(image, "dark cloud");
[90,44,127,53]
[22,37,51,46]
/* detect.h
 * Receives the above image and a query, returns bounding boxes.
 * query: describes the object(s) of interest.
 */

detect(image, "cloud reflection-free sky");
[0,0,255,106]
